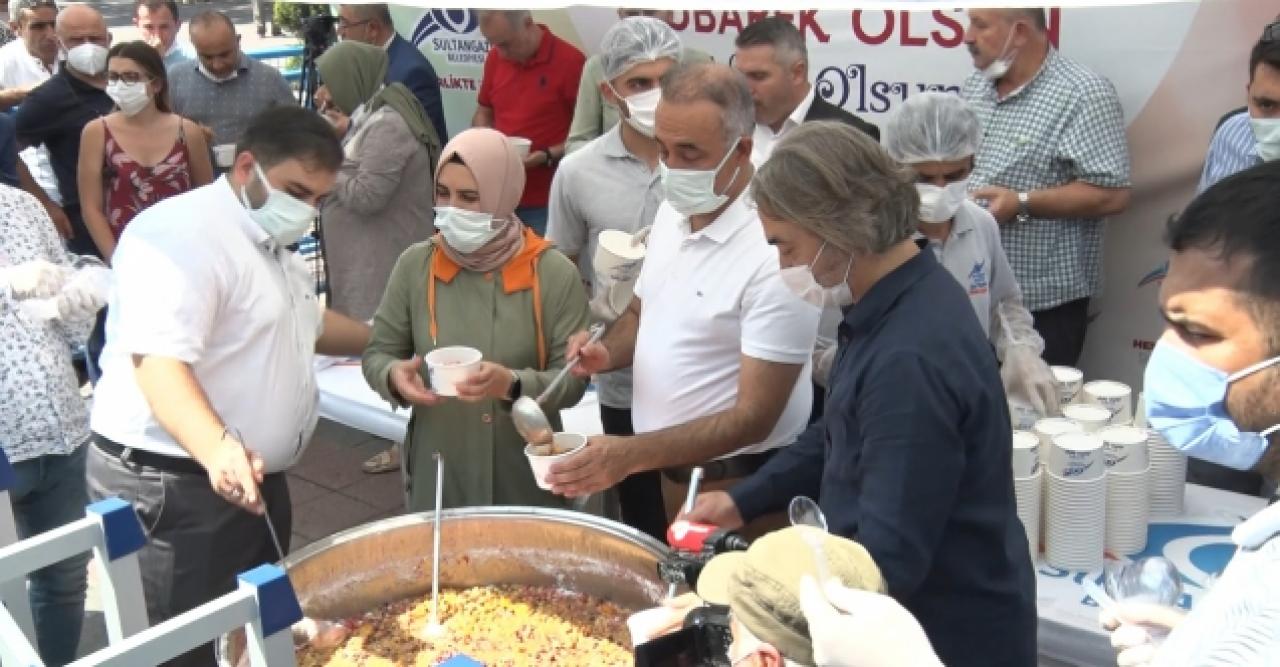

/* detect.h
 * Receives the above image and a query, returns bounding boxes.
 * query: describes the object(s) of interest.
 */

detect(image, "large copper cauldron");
[217,506,671,665]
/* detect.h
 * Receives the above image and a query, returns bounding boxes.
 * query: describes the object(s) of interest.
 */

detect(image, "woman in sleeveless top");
[78,41,212,262]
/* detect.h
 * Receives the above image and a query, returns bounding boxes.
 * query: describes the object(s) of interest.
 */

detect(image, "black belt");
[664,450,776,484]
[93,434,206,475]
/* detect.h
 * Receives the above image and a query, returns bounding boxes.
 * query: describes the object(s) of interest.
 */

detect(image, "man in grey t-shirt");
[545,17,678,541]
[169,11,293,156]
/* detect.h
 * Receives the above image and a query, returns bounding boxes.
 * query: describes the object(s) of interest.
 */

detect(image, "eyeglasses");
[337,18,369,30]
[1264,20,1280,44]
[107,71,152,84]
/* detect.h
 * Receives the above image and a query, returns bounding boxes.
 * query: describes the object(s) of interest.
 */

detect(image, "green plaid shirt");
[962,49,1130,312]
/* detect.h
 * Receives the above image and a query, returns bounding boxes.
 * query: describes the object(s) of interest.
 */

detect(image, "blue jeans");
[10,443,90,666]
[515,206,548,236]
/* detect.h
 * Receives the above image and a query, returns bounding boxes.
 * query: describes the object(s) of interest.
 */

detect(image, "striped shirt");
[1198,111,1262,194]
[1154,501,1280,666]
[961,49,1130,312]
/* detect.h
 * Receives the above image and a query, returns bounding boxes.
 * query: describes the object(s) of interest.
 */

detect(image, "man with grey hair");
[684,121,1037,667]
[962,8,1130,367]
[474,10,584,235]
[734,17,877,167]
[0,0,63,227]
[548,62,819,536]
[545,16,681,539]
[336,3,446,142]
[565,9,711,154]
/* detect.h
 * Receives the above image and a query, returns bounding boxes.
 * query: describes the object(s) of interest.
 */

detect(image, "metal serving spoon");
[512,323,606,445]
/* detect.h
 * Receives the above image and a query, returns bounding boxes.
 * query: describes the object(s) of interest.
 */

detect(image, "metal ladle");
[512,323,606,445]
[789,496,833,595]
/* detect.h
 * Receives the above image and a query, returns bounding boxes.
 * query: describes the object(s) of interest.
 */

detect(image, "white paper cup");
[1084,380,1133,425]
[524,433,588,490]
[423,346,482,397]
[1012,430,1040,478]
[1051,366,1084,405]
[627,607,674,646]
[510,136,532,158]
[1101,426,1150,473]
[213,143,236,168]
[1063,404,1113,433]
[594,229,647,282]
[1034,417,1082,450]
[1049,432,1105,481]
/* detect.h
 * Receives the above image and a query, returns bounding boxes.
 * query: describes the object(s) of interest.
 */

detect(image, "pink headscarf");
[434,128,527,271]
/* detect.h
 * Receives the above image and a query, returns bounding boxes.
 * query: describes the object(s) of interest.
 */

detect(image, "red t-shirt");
[477,25,585,209]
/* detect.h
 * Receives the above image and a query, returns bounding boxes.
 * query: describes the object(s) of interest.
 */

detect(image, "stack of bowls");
[1045,432,1107,571]
[1012,430,1042,560]
[1084,380,1134,426]
[1101,425,1151,555]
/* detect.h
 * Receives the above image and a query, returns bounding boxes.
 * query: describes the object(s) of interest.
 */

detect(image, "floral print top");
[0,185,94,462]
[102,119,193,239]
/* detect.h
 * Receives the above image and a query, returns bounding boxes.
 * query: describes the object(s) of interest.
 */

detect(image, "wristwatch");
[1016,191,1032,223]
[507,370,522,402]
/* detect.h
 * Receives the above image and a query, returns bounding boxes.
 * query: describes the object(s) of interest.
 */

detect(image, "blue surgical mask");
[1144,340,1280,470]
[238,162,317,246]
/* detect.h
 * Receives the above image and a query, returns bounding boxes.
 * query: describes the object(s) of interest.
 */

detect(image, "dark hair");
[1005,8,1048,31]
[735,17,807,65]
[189,9,235,34]
[11,0,58,25]
[1167,160,1280,347]
[235,106,344,173]
[108,41,171,113]
[1249,24,1280,84]
[349,3,393,28]
[132,0,179,23]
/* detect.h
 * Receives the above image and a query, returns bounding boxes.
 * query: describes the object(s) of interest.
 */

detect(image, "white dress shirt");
[0,40,59,204]
[750,85,815,167]
[91,177,323,472]
[632,195,818,457]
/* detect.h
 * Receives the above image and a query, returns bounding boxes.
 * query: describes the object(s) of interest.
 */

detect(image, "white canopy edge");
[300,1,1201,10]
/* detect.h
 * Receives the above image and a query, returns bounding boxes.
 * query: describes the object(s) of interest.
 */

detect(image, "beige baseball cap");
[696,526,885,665]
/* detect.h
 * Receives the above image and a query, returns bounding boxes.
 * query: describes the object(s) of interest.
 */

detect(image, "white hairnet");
[599,16,682,82]
[883,92,982,164]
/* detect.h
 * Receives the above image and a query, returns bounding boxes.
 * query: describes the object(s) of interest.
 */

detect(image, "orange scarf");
[427,226,552,369]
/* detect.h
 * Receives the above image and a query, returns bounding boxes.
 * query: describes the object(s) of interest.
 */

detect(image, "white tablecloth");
[314,358,605,444]
[1036,483,1266,666]
[313,360,1266,666]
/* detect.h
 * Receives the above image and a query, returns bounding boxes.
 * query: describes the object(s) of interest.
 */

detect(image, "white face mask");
[916,179,970,224]
[238,162,317,246]
[65,43,109,76]
[980,28,1018,81]
[779,242,854,309]
[659,138,742,218]
[435,206,500,253]
[612,84,661,138]
[1250,117,1280,162]
[106,80,152,117]
[198,61,239,83]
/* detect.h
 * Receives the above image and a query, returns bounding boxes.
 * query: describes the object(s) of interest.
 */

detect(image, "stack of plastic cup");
[1064,403,1113,434]
[1051,366,1084,406]
[1084,380,1134,426]
[1045,432,1107,571]
[1012,430,1042,560]
[1101,425,1151,555]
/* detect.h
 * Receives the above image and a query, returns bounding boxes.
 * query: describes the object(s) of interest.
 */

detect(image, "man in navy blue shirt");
[687,121,1037,667]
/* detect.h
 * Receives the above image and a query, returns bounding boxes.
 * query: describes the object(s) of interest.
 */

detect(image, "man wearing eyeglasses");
[336,4,446,143]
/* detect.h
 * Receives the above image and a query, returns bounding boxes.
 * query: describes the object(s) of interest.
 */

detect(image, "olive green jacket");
[362,238,590,511]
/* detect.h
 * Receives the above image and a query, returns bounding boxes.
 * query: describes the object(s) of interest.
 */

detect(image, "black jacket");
[804,96,880,142]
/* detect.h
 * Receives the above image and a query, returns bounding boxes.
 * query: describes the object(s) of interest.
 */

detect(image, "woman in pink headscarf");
[362,128,590,510]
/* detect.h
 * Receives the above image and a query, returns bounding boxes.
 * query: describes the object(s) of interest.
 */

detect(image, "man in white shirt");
[547,62,819,533]
[87,106,370,667]
[0,0,60,211]
[545,16,679,541]
[733,17,877,167]
[133,0,194,69]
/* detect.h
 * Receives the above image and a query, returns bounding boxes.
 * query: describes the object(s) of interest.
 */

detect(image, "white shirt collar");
[1233,501,1280,551]
[217,176,274,250]
[382,34,396,50]
[677,194,753,245]
[788,84,816,129]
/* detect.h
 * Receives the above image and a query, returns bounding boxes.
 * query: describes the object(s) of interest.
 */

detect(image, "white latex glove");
[1001,344,1060,419]
[1,259,68,299]
[813,343,836,388]
[798,576,944,667]
[1100,602,1186,667]
[54,266,110,320]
